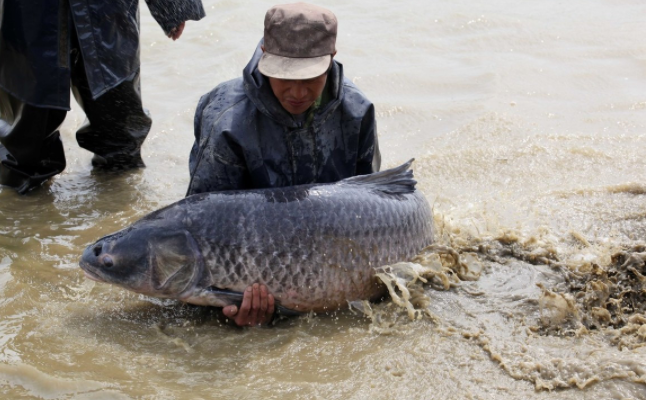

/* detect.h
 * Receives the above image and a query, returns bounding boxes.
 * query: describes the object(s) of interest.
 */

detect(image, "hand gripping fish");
[79,160,435,314]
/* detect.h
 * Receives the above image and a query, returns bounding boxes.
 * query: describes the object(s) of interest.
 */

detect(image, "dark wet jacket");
[0,0,205,110]
[187,43,381,195]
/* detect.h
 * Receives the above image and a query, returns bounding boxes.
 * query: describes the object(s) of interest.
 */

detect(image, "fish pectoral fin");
[274,306,304,317]
[204,287,245,305]
[205,287,304,317]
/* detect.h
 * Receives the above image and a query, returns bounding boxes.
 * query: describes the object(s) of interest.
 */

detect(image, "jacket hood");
[243,40,344,129]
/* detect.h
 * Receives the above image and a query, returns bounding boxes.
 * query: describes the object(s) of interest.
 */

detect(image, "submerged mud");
[366,233,646,392]
[543,245,646,350]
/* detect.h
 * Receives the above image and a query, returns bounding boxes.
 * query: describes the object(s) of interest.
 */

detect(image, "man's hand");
[167,22,186,41]
[222,283,275,327]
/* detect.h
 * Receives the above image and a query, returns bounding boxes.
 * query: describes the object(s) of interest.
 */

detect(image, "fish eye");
[101,255,114,268]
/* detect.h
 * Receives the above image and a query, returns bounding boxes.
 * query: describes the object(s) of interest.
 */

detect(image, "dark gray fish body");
[80,160,434,312]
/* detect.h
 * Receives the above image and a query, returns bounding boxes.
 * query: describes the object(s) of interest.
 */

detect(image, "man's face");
[268,73,328,115]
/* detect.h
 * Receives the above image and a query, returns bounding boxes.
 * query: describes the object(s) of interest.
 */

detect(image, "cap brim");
[258,53,332,80]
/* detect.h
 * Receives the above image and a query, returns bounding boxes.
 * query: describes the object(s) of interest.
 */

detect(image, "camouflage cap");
[258,2,337,80]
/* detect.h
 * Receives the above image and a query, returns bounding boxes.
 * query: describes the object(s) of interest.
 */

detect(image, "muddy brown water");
[1,0,646,398]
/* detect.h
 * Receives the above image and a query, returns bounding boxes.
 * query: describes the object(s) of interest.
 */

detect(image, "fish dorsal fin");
[340,159,417,194]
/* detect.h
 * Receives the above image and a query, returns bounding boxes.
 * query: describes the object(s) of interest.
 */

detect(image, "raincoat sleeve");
[356,103,381,174]
[187,91,249,196]
[144,0,206,36]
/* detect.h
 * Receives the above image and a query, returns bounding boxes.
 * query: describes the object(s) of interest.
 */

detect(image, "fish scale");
[80,160,435,313]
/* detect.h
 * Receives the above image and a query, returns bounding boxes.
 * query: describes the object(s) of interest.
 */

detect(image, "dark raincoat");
[0,0,205,110]
[187,42,381,195]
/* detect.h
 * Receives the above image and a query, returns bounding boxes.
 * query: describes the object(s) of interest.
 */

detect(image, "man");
[187,2,381,326]
[0,0,205,194]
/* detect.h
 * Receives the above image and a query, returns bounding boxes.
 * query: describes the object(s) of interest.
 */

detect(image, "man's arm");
[187,87,277,326]
[185,123,250,196]
[167,22,185,40]
[144,0,206,39]
[186,89,252,196]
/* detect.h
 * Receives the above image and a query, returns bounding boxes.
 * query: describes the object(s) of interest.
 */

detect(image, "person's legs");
[0,88,67,194]
[70,37,151,169]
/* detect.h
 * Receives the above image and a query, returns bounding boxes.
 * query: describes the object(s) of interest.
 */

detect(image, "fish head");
[79,222,203,299]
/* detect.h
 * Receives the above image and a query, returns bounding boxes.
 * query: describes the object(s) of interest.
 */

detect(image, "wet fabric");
[0,90,67,194]
[70,40,151,167]
[0,31,151,193]
[186,42,381,195]
[0,0,205,110]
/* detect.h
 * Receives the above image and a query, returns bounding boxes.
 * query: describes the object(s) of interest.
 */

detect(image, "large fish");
[79,160,434,313]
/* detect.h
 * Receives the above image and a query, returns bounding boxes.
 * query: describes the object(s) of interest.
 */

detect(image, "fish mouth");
[79,261,105,283]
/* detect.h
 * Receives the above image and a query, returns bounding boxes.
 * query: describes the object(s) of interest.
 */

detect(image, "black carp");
[79,160,434,313]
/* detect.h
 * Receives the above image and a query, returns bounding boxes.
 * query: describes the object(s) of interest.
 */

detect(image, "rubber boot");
[0,89,67,194]
[0,133,66,194]
[70,33,151,171]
